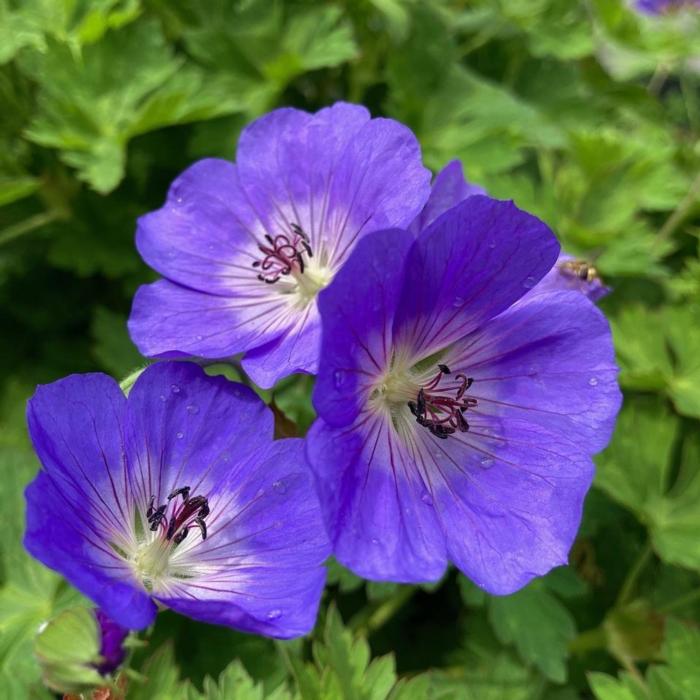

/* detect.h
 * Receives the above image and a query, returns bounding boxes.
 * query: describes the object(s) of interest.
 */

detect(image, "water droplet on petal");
[256,488,265,498]
[170,384,180,394]
[452,296,465,307]
[333,370,346,388]
[588,377,598,386]
[186,404,199,415]
[273,479,287,495]
[523,276,537,289]
[266,609,282,620]
[159,394,167,402]
[421,492,433,506]
[195,335,203,341]
[480,457,494,469]
[488,240,497,249]
[371,538,380,545]
[176,431,184,439]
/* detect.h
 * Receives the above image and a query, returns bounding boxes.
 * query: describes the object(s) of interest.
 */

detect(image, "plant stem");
[0,210,60,246]
[351,586,417,637]
[569,626,607,655]
[617,543,653,607]
[655,172,700,246]
[659,587,700,614]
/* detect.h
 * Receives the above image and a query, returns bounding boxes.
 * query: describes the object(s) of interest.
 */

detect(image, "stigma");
[146,486,209,545]
[252,223,313,284]
[407,364,477,439]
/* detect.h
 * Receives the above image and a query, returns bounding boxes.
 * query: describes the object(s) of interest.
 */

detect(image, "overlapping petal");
[393,196,560,360]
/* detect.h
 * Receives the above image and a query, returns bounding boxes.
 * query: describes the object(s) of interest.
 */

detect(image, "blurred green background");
[1,0,700,698]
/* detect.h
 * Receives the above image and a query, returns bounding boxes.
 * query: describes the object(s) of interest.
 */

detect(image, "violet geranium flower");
[307,196,621,593]
[414,160,609,302]
[24,362,329,637]
[635,0,699,14]
[128,103,431,388]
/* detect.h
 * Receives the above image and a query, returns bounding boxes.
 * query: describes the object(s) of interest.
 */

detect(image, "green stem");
[569,625,607,655]
[655,171,700,246]
[351,586,417,636]
[119,366,147,395]
[0,210,60,246]
[659,587,700,614]
[617,543,653,607]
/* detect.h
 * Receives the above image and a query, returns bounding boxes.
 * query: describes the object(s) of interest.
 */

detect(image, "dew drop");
[488,239,497,249]
[176,431,184,439]
[588,377,598,386]
[523,276,537,289]
[452,296,465,307]
[333,370,346,388]
[256,488,265,498]
[186,404,199,415]
[371,538,380,545]
[480,457,494,469]
[159,394,167,402]
[273,479,287,495]
[421,492,433,506]
[195,335,203,341]
[266,609,282,620]
[170,384,180,394]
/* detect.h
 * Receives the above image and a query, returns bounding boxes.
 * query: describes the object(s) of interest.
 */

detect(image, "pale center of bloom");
[370,359,478,440]
[119,486,210,592]
[251,223,332,308]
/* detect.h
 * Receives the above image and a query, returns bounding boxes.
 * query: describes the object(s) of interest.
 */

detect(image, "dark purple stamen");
[408,364,477,439]
[252,223,313,284]
[147,486,209,545]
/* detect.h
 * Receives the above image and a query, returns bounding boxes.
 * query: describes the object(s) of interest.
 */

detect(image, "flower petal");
[444,290,622,452]
[314,229,414,428]
[418,417,594,594]
[236,104,368,248]
[409,160,486,235]
[124,362,273,511]
[24,374,157,628]
[135,159,265,297]
[307,416,447,583]
[241,304,321,389]
[128,279,291,359]
[156,439,329,638]
[393,196,560,360]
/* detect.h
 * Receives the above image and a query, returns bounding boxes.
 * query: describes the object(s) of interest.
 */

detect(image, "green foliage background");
[1,0,699,698]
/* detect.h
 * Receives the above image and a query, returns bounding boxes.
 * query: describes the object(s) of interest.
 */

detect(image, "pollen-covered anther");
[252,223,313,284]
[559,259,600,283]
[146,485,210,546]
[408,364,477,440]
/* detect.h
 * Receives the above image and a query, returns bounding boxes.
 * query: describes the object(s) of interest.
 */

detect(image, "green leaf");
[611,305,700,417]
[130,644,186,700]
[23,19,247,192]
[185,659,296,700]
[488,581,577,682]
[0,175,39,207]
[647,619,700,699]
[182,1,356,100]
[588,672,644,700]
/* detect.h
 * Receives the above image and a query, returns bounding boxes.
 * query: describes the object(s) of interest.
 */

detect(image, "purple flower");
[24,362,329,637]
[94,609,128,675]
[635,0,699,13]
[306,196,621,594]
[413,160,609,303]
[128,103,431,388]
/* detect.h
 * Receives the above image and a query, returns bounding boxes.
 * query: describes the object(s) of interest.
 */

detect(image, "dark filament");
[408,364,477,440]
[146,486,209,545]
[252,223,312,284]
